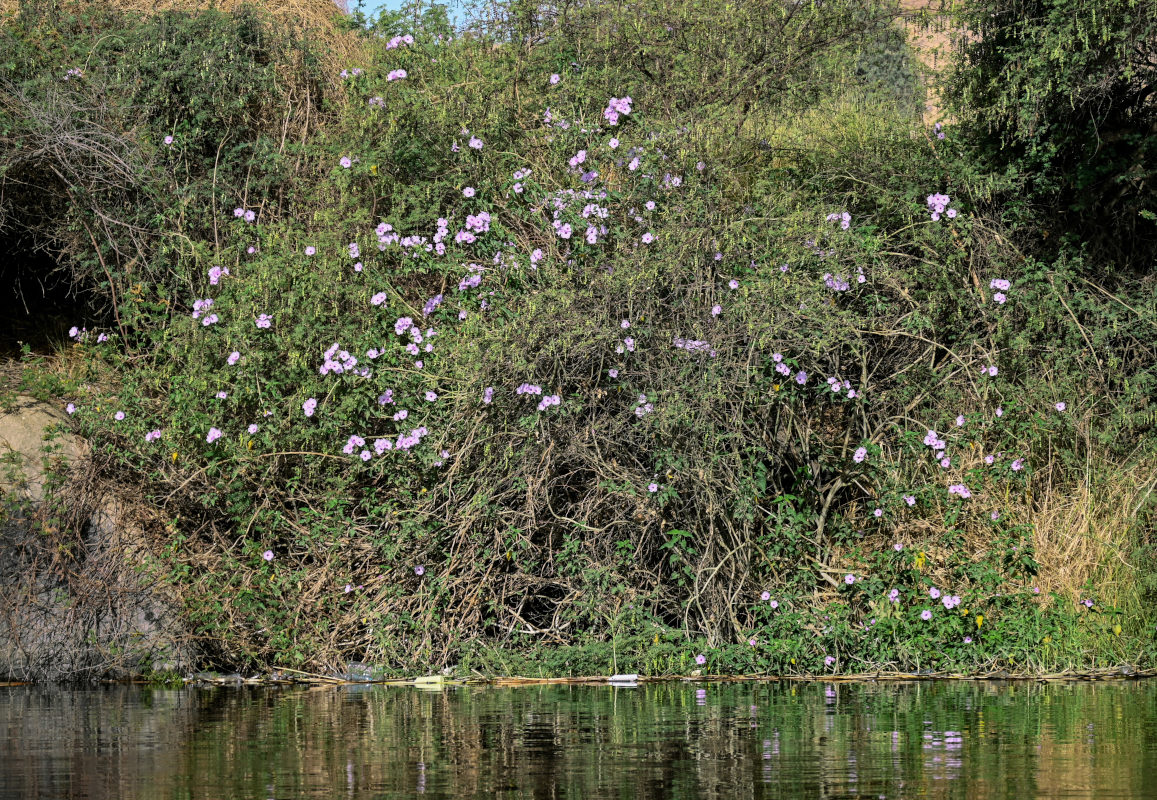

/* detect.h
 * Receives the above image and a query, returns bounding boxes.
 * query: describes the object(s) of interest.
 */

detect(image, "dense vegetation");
[1,0,1155,678]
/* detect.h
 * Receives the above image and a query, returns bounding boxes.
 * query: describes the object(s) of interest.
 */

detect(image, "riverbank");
[1,0,1154,682]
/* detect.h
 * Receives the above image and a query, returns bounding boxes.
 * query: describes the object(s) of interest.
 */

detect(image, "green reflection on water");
[2,680,1156,799]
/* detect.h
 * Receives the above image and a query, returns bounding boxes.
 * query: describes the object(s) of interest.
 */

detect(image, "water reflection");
[2,680,1156,798]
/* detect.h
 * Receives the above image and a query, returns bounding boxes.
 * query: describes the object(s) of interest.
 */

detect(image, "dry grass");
[0,0,366,82]
[1030,458,1156,608]
[2,0,345,25]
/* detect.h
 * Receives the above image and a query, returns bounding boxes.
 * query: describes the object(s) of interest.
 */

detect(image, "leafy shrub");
[2,0,1154,676]
[946,0,1157,270]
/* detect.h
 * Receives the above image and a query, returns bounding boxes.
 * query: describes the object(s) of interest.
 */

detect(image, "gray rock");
[0,394,198,682]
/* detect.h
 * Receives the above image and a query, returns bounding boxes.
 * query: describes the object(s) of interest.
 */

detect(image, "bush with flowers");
[0,0,1154,676]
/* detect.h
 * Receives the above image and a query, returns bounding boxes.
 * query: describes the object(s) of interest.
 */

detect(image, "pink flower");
[695,653,706,666]
[206,427,222,443]
[303,398,317,417]
[263,550,274,561]
[844,574,855,585]
[549,73,560,84]
[1055,402,1066,412]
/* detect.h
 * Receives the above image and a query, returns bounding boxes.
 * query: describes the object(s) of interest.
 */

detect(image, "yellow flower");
[370,164,378,174]
[171,451,179,462]
[1113,624,1122,636]
[976,614,984,628]
[914,551,926,570]
[1042,635,1052,644]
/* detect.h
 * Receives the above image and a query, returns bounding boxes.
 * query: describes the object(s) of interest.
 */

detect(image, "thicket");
[1,0,1154,678]
[946,0,1157,269]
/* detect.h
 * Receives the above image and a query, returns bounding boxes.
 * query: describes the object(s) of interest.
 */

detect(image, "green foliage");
[2,0,1155,677]
[946,0,1157,269]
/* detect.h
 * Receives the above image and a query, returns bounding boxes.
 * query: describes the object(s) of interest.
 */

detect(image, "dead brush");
[2,0,365,104]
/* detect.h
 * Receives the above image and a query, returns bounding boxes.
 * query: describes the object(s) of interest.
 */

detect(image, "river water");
[2,680,1155,798]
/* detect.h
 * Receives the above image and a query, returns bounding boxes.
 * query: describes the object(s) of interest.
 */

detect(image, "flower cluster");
[673,337,716,357]
[923,429,950,468]
[633,393,654,418]
[989,278,1010,304]
[926,193,958,221]
[825,211,851,230]
[320,343,364,377]
[826,376,856,398]
[603,96,633,125]
[208,265,230,286]
[385,34,414,49]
